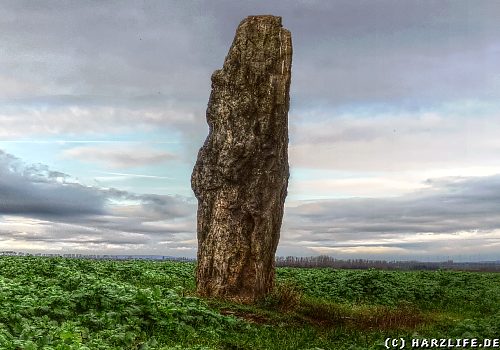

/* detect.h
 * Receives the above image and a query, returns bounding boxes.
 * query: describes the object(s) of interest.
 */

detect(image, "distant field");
[0,257,498,349]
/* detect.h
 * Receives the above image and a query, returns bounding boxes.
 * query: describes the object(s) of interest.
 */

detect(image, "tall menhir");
[191,15,292,301]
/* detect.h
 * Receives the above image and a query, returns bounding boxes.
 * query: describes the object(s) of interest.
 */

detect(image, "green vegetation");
[0,257,498,349]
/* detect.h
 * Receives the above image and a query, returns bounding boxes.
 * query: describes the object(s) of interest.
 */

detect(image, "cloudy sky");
[1,0,500,261]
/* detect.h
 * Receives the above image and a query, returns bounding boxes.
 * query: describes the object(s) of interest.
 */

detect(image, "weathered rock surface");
[191,15,292,301]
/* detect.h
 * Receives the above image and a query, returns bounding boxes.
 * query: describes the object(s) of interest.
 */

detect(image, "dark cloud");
[287,175,500,234]
[0,151,105,216]
[0,150,195,253]
[282,175,500,258]
[0,149,192,219]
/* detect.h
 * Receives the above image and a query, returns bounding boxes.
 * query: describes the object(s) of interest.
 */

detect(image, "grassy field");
[0,257,498,349]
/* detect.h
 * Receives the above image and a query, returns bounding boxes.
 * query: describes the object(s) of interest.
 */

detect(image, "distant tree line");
[275,255,500,272]
[0,251,195,262]
[2,251,499,272]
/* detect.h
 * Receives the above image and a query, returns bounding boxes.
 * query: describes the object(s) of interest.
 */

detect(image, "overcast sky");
[1,0,499,260]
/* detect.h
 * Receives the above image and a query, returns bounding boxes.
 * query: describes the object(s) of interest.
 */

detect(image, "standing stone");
[191,15,292,302]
